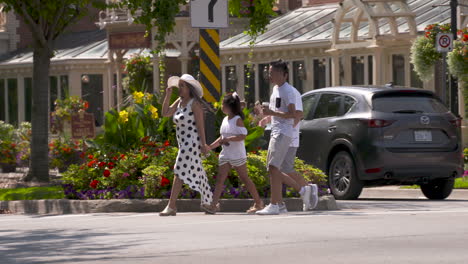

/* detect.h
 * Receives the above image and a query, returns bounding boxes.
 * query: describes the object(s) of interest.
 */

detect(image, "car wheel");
[328,151,363,200]
[420,178,454,200]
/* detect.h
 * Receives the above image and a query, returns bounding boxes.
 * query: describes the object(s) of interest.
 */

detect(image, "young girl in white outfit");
[207,93,264,214]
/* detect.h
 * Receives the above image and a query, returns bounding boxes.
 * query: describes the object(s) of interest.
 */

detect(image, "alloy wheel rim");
[332,158,352,193]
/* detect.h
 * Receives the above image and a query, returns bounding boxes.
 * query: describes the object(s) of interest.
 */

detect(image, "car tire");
[328,151,363,200]
[420,178,454,200]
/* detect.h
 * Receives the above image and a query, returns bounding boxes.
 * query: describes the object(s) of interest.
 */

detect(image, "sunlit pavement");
[1,196,468,264]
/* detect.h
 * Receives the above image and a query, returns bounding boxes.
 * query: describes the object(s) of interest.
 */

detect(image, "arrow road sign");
[191,0,228,28]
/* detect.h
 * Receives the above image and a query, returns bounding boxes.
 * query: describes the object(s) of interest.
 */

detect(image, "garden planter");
[1,164,17,173]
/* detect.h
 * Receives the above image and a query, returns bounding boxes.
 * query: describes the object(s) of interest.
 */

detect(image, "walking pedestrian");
[256,59,317,215]
[206,92,264,214]
[159,74,215,216]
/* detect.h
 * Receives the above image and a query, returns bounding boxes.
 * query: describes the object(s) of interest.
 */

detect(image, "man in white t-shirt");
[277,87,318,212]
[256,60,317,215]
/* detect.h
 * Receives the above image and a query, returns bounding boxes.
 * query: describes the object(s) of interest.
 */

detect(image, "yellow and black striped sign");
[199,29,221,103]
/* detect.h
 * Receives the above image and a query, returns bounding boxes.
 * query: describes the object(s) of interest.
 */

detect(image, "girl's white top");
[219,115,248,160]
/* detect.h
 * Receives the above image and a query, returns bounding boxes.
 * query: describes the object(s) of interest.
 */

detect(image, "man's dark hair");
[270,59,289,75]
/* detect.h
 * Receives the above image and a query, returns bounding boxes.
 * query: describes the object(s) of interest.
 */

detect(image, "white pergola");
[328,0,417,86]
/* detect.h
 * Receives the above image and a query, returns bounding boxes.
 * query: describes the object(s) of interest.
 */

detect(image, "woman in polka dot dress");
[159,74,215,216]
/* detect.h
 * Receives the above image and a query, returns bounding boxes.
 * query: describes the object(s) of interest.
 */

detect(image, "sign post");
[435,33,454,107]
[191,0,228,143]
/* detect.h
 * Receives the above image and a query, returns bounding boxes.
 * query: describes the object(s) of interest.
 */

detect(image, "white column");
[103,66,110,113]
[236,63,244,98]
[180,56,190,74]
[17,76,24,123]
[372,47,384,85]
[331,52,340,87]
[68,71,81,97]
[107,62,114,109]
[404,53,411,87]
[288,61,294,84]
[304,56,314,91]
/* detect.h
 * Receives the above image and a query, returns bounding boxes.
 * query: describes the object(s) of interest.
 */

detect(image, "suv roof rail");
[385,82,394,88]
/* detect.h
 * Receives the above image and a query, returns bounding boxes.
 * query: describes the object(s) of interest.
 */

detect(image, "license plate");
[414,130,432,142]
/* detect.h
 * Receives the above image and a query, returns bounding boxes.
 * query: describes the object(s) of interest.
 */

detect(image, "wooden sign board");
[71,113,96,139]
[109,32,151,50]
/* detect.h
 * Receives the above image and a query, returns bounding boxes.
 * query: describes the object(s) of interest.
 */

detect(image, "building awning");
[220,0,451,50]
[0,30,180,67]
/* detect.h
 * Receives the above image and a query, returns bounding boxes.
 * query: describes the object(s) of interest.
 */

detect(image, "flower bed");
[61,137,328,200]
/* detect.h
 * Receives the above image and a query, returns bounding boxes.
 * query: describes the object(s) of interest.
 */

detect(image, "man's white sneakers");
[301,185,312,211]
[256,203,280,215]
[309,184,319,210]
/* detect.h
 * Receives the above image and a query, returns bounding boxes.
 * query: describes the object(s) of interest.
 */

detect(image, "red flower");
[112,156,119,161]
[87,160,97,168]
[98,161,107,168]
[425,31,431,38]
[463,34,468,42]
[103,170,111,177]
[142,154,149,160]
[90,180,99,189]
[164,140,170,147]
[108,162,115,169]
[120,154,126,160]
[88,154,94,160]
[161,176,170,187]
[79,152,85,159]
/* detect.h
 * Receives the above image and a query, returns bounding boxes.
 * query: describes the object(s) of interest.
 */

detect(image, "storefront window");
[50,76,58,112]
[244,65,255,107]
[60,75,69,99]
[258,64,270,103]
[292,61,305,94]
[225,66,237,94]
[8,78,18,126]
[0,79,4,121]
[392,54,406,86]
[313,59,327,89]
[351,56,365,85]
[25,78,32,122]
[82,74,104,126]
[410,63,423,88]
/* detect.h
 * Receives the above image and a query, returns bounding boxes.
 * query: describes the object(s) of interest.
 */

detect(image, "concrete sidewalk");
[0,196,338,215]
[360,186,468,200]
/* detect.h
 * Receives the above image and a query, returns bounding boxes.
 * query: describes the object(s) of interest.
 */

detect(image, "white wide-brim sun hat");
[167,74,203,98]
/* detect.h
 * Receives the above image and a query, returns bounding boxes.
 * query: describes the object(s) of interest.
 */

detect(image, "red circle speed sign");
[439,34,451,48]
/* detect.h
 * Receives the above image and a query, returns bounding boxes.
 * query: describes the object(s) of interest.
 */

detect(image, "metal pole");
[450,0,459,115]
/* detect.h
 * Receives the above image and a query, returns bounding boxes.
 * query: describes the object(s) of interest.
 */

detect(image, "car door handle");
[328,126,337,132]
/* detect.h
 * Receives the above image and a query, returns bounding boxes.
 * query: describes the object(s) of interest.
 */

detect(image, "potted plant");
[49,138,84,173]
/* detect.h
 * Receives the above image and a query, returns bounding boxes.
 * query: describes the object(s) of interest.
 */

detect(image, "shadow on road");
[0,228,143,264]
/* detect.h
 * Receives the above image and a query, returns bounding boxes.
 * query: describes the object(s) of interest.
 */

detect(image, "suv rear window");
[372,94,448,114]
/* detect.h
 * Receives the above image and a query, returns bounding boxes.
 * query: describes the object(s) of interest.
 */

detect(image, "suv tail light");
[360,119,395,128]
[449,118,462,128]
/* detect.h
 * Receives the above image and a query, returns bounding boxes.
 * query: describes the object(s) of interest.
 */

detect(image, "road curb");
[0,196,337,215]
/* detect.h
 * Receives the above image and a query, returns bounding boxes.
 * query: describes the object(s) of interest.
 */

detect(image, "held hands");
[201,144,211,156]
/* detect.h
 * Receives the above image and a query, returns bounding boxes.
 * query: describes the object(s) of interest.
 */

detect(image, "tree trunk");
[25,47,51,182]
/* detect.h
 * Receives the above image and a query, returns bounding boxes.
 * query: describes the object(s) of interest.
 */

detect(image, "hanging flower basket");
[448,28,468,117]
[410,23,452,81]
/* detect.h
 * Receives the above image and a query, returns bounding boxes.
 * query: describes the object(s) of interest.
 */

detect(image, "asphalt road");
[1,196,468,264]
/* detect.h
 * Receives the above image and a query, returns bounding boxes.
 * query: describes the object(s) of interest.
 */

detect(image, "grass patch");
[400,177,468,189]
[0,186,64,201]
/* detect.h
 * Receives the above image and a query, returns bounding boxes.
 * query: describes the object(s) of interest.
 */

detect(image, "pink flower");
[122,172,130,178]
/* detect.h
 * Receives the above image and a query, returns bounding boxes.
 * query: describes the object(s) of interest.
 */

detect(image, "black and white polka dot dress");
[173,99,213,205]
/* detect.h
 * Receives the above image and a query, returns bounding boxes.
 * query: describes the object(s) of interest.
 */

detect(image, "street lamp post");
[450,0,459,116]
